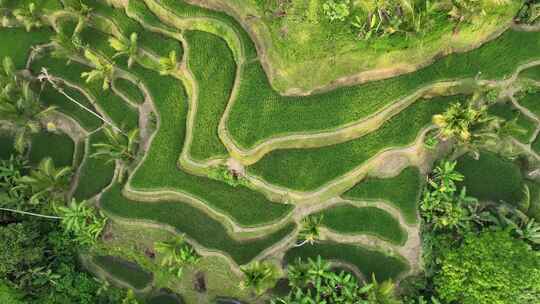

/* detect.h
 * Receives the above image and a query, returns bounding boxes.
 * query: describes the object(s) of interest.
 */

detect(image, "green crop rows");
[2,0,539,296]
[184,30,234,161]
[249,95,462,191]
[228,30,540,148]
[343,167,422,224]
[314,204,407,245]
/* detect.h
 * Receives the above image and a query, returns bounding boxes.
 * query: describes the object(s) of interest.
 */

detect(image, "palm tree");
[363,274,401,304]
[239,261,277,295]
[64,0,93,35]
[295,215,324,246]
[18,157,71,204]
[50,32,84,63]
[81,50,114,90]
[55,199,107,246]
[91,126,139,182]
[154,236,200,278]
[515,218,540,245]
[13,2,43,32]
[0,69,56,153]
[109,32,139,68]
[158,50,178,75]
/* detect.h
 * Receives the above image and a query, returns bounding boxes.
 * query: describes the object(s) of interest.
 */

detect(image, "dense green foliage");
[434,230,540,304]
[344,167,421,224]
[273,256,400,304]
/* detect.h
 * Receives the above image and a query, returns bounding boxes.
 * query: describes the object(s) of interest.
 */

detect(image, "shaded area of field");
[29,132,74,167]
[93,255,153,290]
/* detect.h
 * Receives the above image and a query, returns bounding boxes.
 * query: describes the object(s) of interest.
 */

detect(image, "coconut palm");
[0,76,56,153]
[64,0,93,35]
[13,2,43,32]
[109,32,139,68]
[18,157,72,204]
[239,261,278,295]
[80,50,114,90]
[50,31,84,63]
[158,50,178,75]
[90,126,139,182]
[296,215,324,246]
[154,236,200,278]
[364,274,401,304]
[55,199,107,246]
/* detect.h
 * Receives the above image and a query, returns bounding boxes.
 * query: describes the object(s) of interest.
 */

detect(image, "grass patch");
[29,131,74,167]
[126,64,292,227]
[314,204,407,245]
[74,129,115,201]
[101,184,295,265]
[488,102,536,143]
[456,151,524,206]
[155,0,258,61]
[284,242,408,281]
[184,30,234,161]
[343,167,421,224]
[228,30,540,148]
[113,78,144,105]
[249,95,460,191]
[0,28,53,69]
[518,91,540,117]
[520,65,540,81]
[93,255,153,290]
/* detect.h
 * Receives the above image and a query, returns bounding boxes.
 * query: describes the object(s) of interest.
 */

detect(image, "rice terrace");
[0,0,540,303]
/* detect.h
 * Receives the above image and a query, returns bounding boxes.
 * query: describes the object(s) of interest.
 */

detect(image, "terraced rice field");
[1,0,539,302]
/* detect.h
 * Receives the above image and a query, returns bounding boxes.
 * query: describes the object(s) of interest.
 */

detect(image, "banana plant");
[81,50,114,90]
[18,157,72,204]
[0,77,56,153]
[109,32,139,68]
[154,235,200,278]
[50,32,84,63]
[158,50,178,75]
[55,199,107,246]
[239,261,278,295]
[90,126,139,182]
[64,0,93,35]
[295,215,324,246]
[13,2,43,32]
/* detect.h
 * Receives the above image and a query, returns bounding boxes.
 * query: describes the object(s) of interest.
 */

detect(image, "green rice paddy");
[93,255,153,290]
[29,131,74,167]
[343,167,422,224]
[184,30,234,161]
[314,204,407,245]
[228,30,540,148]
[249,95,461,191]
[456,151,525,205]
